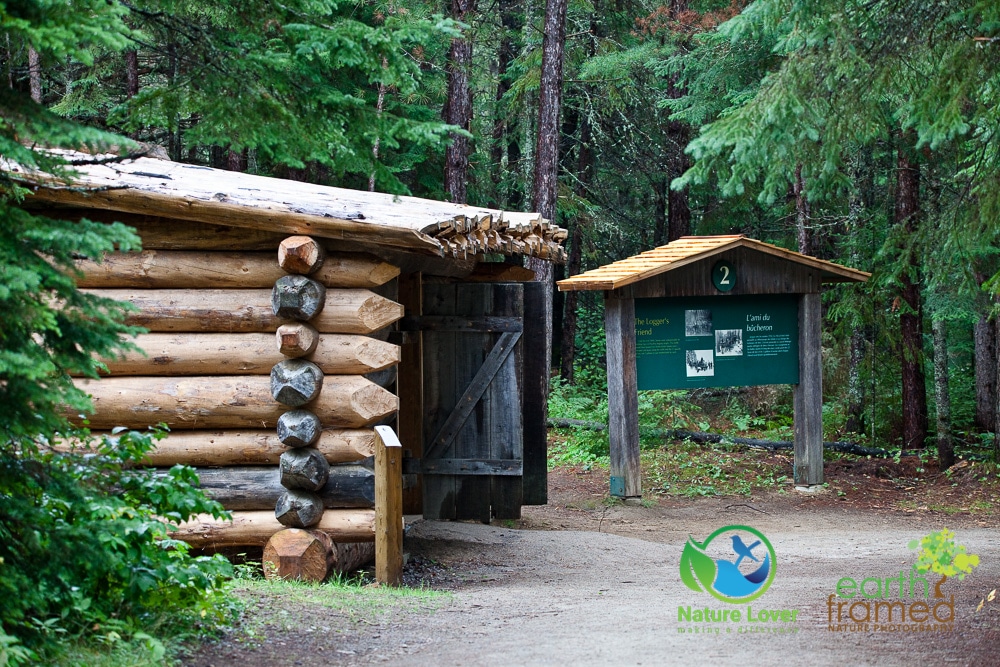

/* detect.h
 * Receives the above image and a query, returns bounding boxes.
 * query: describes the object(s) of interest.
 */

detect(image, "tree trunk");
[528,0,569,397]
[665,0,691,242]
[559,103,593,383]
[794,163,812,255]
[974,268,996,430]
[532,0,568,221]
[444,0,475,204]
[844,327,866,435]
[975,314,997,429]
[653,178,667,246]
[489,0,521,207]
[896,145,927,450]
[932,317,954,469]
[124,50,139,97]
[994,309,1000,462]
[225,147,247,173]
[370,58,388,192]
[27,46,41,103]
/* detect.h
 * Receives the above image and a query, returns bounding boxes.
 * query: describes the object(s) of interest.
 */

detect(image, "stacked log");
[70,236,404,582]
[428,212,568,263]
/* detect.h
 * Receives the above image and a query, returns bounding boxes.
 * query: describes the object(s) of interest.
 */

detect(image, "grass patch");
[643,442,790,497]
[232,574,450,621]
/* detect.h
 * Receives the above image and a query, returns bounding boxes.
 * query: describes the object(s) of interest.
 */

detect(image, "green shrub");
[0,428,234,663]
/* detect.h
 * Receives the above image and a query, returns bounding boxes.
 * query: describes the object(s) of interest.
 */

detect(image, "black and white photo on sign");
[715,329,744,356]
[685,349,715,377]
[685,309,713,337]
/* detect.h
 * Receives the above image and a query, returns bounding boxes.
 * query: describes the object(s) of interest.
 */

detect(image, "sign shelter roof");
[557,235,869,292]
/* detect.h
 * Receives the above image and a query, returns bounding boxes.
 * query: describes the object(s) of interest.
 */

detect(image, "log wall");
[71,234,404,584]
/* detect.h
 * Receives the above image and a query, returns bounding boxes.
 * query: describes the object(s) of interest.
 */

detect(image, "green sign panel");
[634,295,799,390]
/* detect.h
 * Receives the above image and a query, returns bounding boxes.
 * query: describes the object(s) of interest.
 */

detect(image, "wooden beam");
[73,375,398,429]
[397,272,423,515]
[605,294,641,498]
[81,288,404,334]
[374,426,403,587]
[521,281,548,505]
[77,429,375,465]
[88,332,399,376]
[171,509,376,548]
[793,291,824,485]
[29,183,445,254]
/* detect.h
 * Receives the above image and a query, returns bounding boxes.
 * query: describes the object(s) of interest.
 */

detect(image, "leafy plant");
[0,428,235,663]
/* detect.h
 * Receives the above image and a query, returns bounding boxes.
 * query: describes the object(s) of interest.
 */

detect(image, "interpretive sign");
[635,294,799,390]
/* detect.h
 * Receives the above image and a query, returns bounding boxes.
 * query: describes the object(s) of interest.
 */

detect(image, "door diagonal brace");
[423,330,522,461]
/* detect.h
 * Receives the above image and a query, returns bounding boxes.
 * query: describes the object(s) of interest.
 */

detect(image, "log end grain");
[272,275,326,320]
[278,236,325,275]
[279,447,331,491]
[275,489,325,528]
[276,323,320,357]
[263,528,331,582]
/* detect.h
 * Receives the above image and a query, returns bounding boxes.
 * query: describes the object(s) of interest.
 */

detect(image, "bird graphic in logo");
[680,525,776,603]
[731,535,761,567]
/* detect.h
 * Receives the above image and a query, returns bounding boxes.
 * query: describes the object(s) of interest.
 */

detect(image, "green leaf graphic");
[680,537,717,593]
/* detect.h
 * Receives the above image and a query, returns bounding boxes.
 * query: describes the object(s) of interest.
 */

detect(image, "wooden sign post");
[558,236,869,499]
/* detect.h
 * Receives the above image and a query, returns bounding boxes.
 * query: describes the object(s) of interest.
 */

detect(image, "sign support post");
[605,294,641,498]
[793,292,823,485]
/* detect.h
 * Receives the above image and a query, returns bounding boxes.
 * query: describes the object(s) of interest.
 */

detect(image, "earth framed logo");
[681,525,777,604]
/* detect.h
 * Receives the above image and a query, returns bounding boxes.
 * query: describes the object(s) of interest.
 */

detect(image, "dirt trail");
[189,474,1000,667]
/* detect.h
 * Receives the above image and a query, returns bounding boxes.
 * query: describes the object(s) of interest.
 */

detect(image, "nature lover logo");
[681,524,776,603]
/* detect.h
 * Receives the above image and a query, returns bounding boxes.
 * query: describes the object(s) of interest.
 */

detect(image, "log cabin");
[14,150,564,582]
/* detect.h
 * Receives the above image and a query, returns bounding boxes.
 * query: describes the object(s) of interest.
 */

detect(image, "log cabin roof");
[10,150,566,262]
[557,235,870,291]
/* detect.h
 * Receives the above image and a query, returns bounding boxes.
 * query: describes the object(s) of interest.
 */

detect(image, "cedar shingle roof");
[557,235,870,291]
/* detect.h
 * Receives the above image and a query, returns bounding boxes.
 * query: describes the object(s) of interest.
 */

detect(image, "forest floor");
[186,456,1000,667]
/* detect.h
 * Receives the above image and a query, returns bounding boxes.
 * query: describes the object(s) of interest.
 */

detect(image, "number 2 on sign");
[718,265,730,284]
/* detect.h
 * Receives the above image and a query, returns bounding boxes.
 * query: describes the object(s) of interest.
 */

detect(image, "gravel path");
[189,490,1000,667]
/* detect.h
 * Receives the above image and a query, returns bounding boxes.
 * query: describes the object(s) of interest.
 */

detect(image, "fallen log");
[89,333,399,376]
[74,250,398,288]
[81,288,403,334]
[172,509,377,548]
[73,375,398,429]
[78,429,375,465]
[545,420,892,457]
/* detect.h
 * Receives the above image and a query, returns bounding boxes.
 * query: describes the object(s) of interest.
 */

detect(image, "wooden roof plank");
[9,150,566,261]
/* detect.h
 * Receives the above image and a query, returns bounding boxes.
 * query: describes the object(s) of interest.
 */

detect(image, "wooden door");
[421,282,524,522]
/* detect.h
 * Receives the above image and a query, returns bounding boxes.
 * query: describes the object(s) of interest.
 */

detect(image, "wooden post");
[397,272,423,514]
[604,294,641,498]
[374,425,403,586]
[794,291,824,486]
